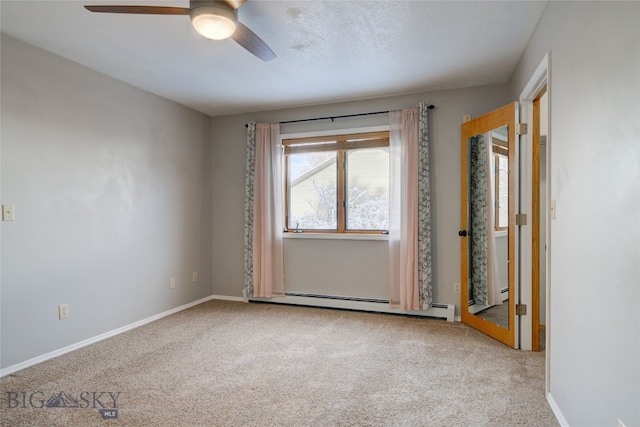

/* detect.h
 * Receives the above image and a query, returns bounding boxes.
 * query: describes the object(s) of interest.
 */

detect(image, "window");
[492,137,508,231]
[284,131,389,233]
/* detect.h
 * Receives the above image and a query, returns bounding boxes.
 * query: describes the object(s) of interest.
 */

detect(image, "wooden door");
[460,102,517,348]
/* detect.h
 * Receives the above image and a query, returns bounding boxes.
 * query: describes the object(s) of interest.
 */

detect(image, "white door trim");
[518,52,551,394]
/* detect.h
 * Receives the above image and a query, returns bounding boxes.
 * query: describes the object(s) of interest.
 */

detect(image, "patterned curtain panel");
[243,122,257,299]
[469,134,488,305]
[417,102,433,309]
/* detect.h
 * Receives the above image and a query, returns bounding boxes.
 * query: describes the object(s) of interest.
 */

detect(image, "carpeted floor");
[0,300,558,426]
[476,300,509,329]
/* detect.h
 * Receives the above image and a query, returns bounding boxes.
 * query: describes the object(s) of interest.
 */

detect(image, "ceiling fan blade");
[84,5,190,15]
[223,0,247,9]
[231,22,276,62]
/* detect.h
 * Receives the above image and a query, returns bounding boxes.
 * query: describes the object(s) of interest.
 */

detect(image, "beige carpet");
[0,300,558,426]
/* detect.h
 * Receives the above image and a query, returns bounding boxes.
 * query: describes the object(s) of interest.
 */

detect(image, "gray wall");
[211,85,509,315]
[509,2,640,425]
[0,35,213,369]
[284,237,388,300]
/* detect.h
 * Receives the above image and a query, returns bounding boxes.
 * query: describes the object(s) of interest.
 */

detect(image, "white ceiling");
[1,0,547,117]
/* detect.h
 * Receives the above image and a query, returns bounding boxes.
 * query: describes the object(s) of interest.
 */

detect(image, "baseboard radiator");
[249,292,455,322]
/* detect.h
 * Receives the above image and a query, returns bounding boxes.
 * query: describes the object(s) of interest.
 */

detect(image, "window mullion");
[337,151,346,233]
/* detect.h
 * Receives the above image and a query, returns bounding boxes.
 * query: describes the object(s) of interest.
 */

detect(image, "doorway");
[518,53,551,361]
[532,87,548,351]
[459,68,553,352]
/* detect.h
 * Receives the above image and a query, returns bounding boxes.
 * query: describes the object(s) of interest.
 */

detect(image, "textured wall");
[509,2,640,425]
[1,36,213,369]
[210,84,509,314]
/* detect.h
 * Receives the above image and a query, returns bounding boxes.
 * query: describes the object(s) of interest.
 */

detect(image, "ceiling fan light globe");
[190,5,237,40]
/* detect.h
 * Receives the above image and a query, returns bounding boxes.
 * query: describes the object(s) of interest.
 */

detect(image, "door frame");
[531,85,547,352]
[518,53,551,391]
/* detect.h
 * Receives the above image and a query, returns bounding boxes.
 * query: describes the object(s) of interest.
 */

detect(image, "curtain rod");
[244,104,435,128]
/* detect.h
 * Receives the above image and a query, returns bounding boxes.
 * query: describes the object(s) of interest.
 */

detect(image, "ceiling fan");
[84,0,276,61]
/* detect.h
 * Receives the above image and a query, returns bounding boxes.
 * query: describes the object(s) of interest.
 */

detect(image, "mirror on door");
[466,126,510,330]
[460,102,516,348]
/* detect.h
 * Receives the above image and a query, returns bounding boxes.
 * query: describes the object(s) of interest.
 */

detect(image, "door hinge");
[515,213,527,226]
[515,304,527,316]
[516,123,528,135]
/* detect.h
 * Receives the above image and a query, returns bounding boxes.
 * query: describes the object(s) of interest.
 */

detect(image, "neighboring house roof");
[291,156,337,187]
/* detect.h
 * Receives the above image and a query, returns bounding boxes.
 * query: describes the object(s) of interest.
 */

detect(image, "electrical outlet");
[169,277,176,289]
[192,272,198,283]
[2,204,15,221]
[463,114,472,123]
[454,282,461,294]
[58,304,69,320]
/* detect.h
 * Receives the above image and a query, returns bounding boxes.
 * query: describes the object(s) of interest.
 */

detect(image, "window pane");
[346,148,389,230]
[287,152,337,230]
[497,155,509,229]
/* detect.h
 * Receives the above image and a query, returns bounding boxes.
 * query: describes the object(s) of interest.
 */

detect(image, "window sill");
[283,232,389,241]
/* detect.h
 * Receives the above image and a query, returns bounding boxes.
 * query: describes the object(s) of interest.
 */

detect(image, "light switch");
[2,204,15,221]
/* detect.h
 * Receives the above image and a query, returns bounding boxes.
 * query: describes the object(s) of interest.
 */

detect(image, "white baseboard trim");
[0,295,217,378]
[547,392,569,427]
[249,294,456,322]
